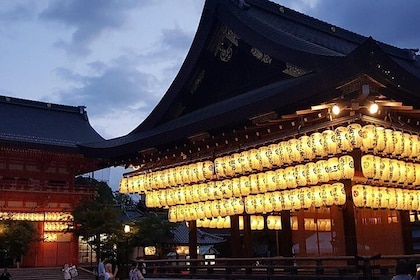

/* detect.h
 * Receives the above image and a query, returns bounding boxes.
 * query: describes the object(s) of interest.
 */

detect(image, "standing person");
[62,264,72,280]
[98,258,107,280]
[133,263,145,280]
[0,268,11,280]
[392,260,414,280]
[104,263,118,280]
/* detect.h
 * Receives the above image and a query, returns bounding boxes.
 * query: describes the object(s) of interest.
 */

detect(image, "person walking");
[62,264,71,280]
[97,258,107,280]
[104,263,118,280]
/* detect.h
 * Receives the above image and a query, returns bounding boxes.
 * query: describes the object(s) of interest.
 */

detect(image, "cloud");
[39,0,145,56]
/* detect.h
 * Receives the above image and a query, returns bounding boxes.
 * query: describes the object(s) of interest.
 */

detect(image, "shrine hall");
[81,0,420,260]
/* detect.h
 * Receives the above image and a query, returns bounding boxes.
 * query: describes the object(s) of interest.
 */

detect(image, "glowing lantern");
[299,135,314,160]
[249,174,259,194]
[225,155,236,177]
[390,159,401,183]
[267,215,282,230]
[414,164,420,186]
[210,201,221,217]
[291,216,298,230]
[276,169,288,190]
[335,126,352,152]
[383,129,395,155]
[373,126,386,154]
[299,187,312,209]
[175,166,184,185]
[222,179,234,199]
[240,150,252,173]
[361,154,376,179]
[279,141,292,164]
[411,135,419,160]
[232,153,242,175]
[198,183,208,201]
[316,160,329,183]
[323,129,338,156]
[285,166,297,189]
[352,185,368,207]
[214,181,224,200]
[388,188,397,209]
[232,178,241,197]
[245,196,256,214]
[379,187,390,209]
[257,173,268,193]
[249,148,262,171]
[398,162,407,185]
[282,190,292,210]
[380,158,391,182]
[219,200,227,217]
[239,176,251,196]
[181,166,190,184]
[305,162,319,185]
[214,158,226,178]
[259,146,272,169]
[393,130,404,156]
[207,182,216,200]
[331,182,346,205]
[254,194,265,213]
[264,193,274,213]
[361,125,378,152]
[310,132,325,158]
[268,143,281,166]
[272,191,282,211]
[232,198,244,214]
[288,138,302,163]
[401,133,413,158]
[347,123,363,149]
[295,164,307,187]
[339,155,354,179]
[224,216,231,228]
[327,157,341,181]
[119,177,128,193]
[312,186,323,208]
[265,170,277,191]
[209,218,217,228]
[204,201,212,218]
[239,216,244,230]
[168,208,177,222]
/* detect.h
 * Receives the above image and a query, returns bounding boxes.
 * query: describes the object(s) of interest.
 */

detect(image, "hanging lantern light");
[361,125,378,152]
[312,186,323,208]
[393,130,404,156]
[259,146,272,170]
[272,191,282,212]
[239,176,251,196]
[255,194,265,213]
[299,187,312,209]
[411,135,419,161]
[347,123,363,149]
[352,185,366,207]
[361,154,376,180]
[305,162,319,185]
[299,135,315,161]
[310,132,325,158]
[207,182,216,200]
[398,162,408,185]
[279,141,293,165]
[225,154,236,177]
[316,160,330,183]
[268,143,281,167]
[327,157,341,181]
[249,148,263,171]
[214,181,224,200]
[214,158,226,178]
[257,172,268,193]
[285,166,297,189]
[339,155,354,179]
[276,168,288,190]
[335,126,352,152]
[414,164,420,186]
[240,150,252,173]
[373,126,386,154]
[232,178,241,197]
[380,158,391,183]
[390,159,401,183]
[322,129,338,156]
[402,133,413,158]
[295,164,307,187]
[245,195,257,214]
[249,174,260,194]
[288,138,302,163]
[331,182,346,205]
[264,193,274,213]
[383,129,395,156]
[265,170,277,191]
[119,177,128,193]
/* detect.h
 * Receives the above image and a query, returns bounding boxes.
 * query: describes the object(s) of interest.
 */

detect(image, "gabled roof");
[0,95,103,152]
[80,0,420,165]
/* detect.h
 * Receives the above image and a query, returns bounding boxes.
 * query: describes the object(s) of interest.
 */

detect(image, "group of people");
[97,258,145,280]
[393,259,420,280]
[62,263,78,280]
[0,268,11,280]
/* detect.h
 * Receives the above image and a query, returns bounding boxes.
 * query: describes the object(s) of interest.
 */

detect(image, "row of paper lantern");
[145,156,353,208]
[361,155,420,185]
[167,183,345,222]
[44,222,69,232]
[352,185,420,210]
[0,212,73,222]
[120,123,418,194]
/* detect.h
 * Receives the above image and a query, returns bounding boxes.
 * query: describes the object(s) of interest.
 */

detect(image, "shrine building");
[80,0,420,259]
[0,96,103,267]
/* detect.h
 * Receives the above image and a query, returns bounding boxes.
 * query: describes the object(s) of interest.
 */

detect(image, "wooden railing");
[138,254,420,279]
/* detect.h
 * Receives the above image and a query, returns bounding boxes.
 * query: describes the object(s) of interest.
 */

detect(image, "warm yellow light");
[124,224,130,233]
[332,105,341,115]
[369,103,379,114]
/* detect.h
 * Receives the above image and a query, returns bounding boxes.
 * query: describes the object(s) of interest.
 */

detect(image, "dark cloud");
[39,0,145,56]
[55,56,159,118]
[285,0,420,49]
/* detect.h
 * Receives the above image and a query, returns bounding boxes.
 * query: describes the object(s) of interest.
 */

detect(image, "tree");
[73,177,122,260]
[0,220,37,264]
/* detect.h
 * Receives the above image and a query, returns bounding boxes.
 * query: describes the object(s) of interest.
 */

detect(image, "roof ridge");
[0,95,87,115]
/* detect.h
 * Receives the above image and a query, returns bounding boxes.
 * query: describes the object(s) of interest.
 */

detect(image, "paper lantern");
[411,135,419,160]
[305,162,319,185]
[393,130,404,156]
[361,125,378,152]
[276,169,288,190]
[214,181,224,200]
[175,166,184,185]
[331,182,346,205]
[268,143,281,166]
[224,216,231,228]
[255,194,265,213]
[206,182,216,200]
[316,160,330,183]
[279,141,292,164]
[415,164,420,186]
[291,216,298,230]
[259,146,272,169]
[312,186,323,208]
[239,176,251,196]
[398,162,407,185]
[232,198,244,214]
[339,155,354,179]
[361,154,376,179]
[282,190,292,210]
[249,148,262,171]
[299,187,312,209]
[272,191,283,211]
[214,158,226,178]
[119,177,128,193]
[245,196,256,214]
[203,201,213,218]
[383,129,395,155]
[373,126,386,154]
[209,217,217,228]
[352,185,367,207]
[285,166,297,188]
[263,193,274,213]
[379,157,391,182]
[310,132,325,158]
[288,138,302,163]
[401,133,413,158]
[221,179,233,199]
[288,189,301,210]
[257,172,268,193]
[239,151,252,173]
[347,123,363,149]
[322,129,338,156]
[295,164,307,186]
[198,183,208,201]
[265,170,277,192]
[225,154,236,177]
[232,178,241,197]
[219,200,228,217]
[335,126,352,152]
[390,159,401,183]
[299,135,314,160]
[327,157,341,181]
[267,215,282,230]
[249,174,260,194]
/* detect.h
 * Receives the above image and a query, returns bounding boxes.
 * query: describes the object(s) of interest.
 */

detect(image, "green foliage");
[130,214,175,247]
[0,220,37,258]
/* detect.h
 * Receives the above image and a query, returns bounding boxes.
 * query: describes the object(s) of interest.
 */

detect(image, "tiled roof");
[0,95,103,151]
[169,223,225,245]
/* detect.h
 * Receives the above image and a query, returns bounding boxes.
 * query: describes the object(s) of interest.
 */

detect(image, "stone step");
[5,267,95,280]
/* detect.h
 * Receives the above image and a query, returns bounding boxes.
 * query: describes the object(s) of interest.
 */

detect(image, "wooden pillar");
[230,215,241,257]
[342,179,358,256]
[242,215,252,257]
[280,210,293,257]
[188,220,198,260]
[400,211,414,254]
